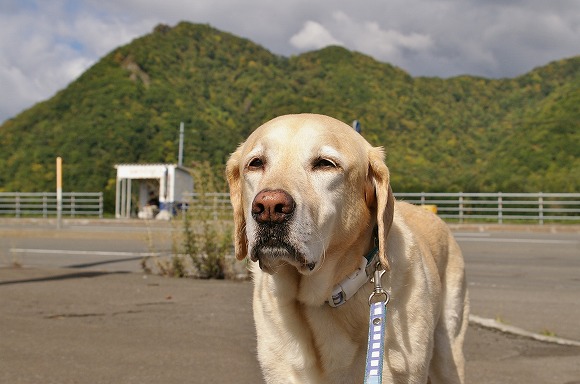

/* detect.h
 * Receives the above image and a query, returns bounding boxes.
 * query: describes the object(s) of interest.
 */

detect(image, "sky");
[1,0,579,123]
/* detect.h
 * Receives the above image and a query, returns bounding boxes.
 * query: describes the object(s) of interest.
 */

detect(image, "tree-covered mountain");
[1,22,578,210]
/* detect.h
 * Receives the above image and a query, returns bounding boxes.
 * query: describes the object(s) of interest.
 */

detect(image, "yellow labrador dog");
[226,114,468,384]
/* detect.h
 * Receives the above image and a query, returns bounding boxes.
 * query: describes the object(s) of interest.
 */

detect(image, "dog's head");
[226,114,394,275]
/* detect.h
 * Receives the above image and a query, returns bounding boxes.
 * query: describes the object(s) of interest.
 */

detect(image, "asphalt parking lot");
[1,219,579,383]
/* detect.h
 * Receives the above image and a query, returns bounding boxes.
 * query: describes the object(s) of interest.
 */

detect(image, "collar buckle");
[327,246,379,307]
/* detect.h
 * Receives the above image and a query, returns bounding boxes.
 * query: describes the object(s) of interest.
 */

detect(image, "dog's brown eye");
[313,158,338,170]
[248,158,264,170]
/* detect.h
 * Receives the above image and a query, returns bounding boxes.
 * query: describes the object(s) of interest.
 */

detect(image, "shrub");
[142,163,236,279]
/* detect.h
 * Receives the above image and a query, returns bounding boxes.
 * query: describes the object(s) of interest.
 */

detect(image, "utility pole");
[178,122,184,166]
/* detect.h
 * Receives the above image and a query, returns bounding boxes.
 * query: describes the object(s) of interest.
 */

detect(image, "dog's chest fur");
[252,263,371,383]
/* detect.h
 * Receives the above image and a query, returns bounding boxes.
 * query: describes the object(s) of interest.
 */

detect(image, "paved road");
[1,220,579,340]
[1,219,580,383]
[0,219,174,272]
[454,229,580,341]
[1,267,579,384]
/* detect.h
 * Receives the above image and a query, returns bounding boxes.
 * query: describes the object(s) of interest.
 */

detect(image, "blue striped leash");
[364,265,390,384]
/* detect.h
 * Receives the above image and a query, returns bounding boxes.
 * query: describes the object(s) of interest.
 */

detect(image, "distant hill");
[1,22,578,210]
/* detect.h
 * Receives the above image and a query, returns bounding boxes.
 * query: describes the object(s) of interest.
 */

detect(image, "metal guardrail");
[395,192,580,224]
[2,191,578,224]
[186,192,232,206]
[0,192,103,218]
[183,192,580,224]
[182,192,234,220]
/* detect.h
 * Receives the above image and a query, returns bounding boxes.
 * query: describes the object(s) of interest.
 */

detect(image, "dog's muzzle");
[250,189,314,272]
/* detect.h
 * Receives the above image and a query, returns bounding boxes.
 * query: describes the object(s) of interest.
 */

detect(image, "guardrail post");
[420,192,425,206]
[99,192,103,218]
[71,194,76,217]
[498,192,503,224]
[15,195,21,218]
[539,192,544,225]
[459,192,464,224]
[43,192,48,218]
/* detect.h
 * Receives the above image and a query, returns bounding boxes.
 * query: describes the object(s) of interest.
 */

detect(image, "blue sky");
[1,0,579,123]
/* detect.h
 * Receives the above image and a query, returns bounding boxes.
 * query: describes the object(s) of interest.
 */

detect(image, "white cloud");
[67,13,155,57]
[328,11,434,63]
[0,57,43,120]
[290,21,343,50]
[286,11,435,73]
[0,0,579,122]
[0,1,155,122]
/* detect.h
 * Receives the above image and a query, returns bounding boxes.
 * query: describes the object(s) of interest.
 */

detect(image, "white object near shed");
[114,163,194,219]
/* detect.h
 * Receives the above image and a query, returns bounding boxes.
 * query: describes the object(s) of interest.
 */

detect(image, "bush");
[142,163,236,279]
[179,194,233,279]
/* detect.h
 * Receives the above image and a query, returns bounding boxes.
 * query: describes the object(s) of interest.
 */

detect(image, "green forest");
[1,22,578,211]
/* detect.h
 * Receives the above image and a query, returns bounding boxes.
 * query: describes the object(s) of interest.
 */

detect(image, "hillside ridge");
[1,21,578,209]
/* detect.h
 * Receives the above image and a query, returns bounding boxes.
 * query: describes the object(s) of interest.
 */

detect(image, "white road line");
[9,248,160,257]
[453,232,491,237]
[456,237,578,244]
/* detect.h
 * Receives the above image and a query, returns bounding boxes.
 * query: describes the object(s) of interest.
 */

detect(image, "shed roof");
[114,163,192,179]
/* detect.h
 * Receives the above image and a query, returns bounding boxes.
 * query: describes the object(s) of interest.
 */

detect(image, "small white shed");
[114,163,194,219]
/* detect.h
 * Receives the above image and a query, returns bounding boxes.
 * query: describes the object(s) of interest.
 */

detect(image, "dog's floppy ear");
[368,147,395,271]
[226,146,248,260]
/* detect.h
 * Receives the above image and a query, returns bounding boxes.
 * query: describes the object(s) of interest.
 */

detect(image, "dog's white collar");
[327,246,379,307]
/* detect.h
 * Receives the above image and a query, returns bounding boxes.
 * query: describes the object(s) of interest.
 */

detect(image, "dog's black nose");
[252,189,295,224]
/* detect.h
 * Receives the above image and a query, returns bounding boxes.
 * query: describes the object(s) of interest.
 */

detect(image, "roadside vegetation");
[141,163,238,279]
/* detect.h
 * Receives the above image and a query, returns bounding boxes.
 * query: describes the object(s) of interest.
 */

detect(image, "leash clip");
[368,263,390,306]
